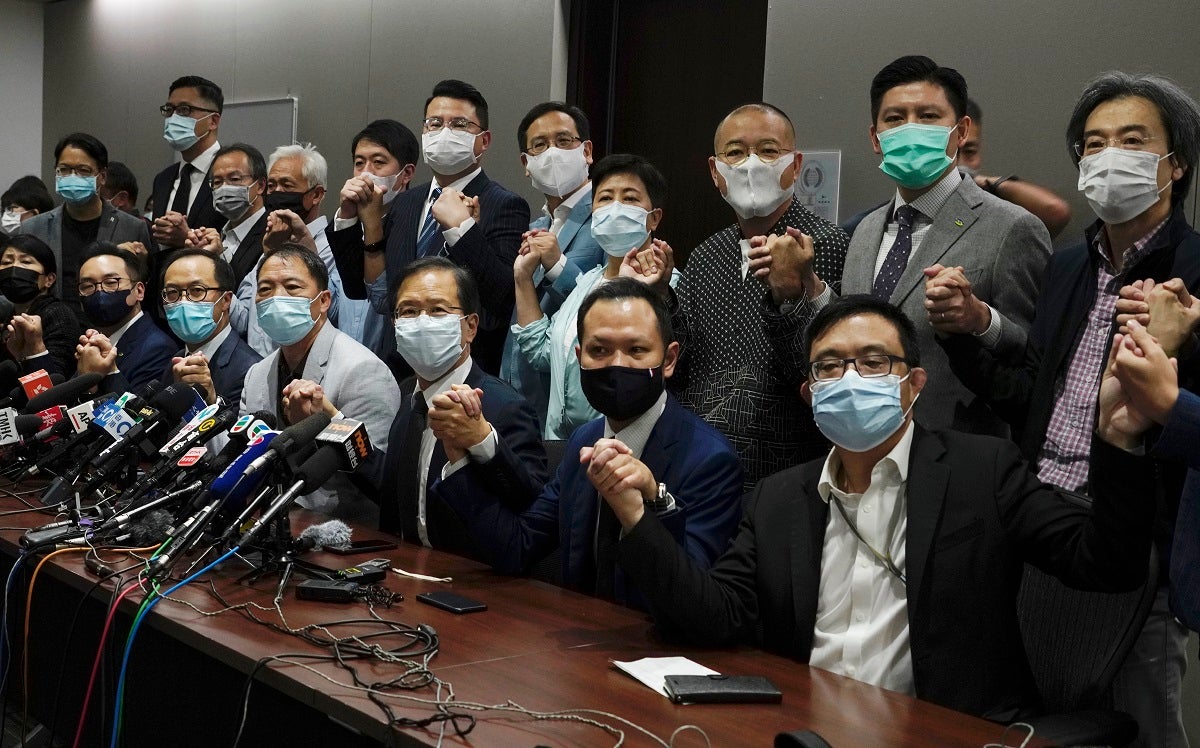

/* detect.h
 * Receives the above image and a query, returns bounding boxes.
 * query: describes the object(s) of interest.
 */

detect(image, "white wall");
[0,0,43,196]
[39,0,565,212]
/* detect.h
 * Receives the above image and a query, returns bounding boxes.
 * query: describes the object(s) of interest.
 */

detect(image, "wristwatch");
[646,482,675,512]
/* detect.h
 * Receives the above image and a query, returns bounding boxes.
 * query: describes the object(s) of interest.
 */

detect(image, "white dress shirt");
[810,421,914,695]
[539,182,592,282]
[221,206,265,265]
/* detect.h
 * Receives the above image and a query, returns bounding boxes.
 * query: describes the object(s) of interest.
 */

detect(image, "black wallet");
[663,674,783,704]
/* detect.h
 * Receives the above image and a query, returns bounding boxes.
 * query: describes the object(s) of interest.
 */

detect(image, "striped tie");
[415,187,444,257]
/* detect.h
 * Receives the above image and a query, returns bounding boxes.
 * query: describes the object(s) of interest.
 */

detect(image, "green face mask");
[877,123,957,190]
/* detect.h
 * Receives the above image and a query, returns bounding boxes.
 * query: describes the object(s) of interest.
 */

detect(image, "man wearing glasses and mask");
[329,78,529,376]
[151,75,226,250]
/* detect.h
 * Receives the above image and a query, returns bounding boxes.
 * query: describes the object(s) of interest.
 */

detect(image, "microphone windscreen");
[298,519,352,551]
[272,412,332,456]
[127,509,175,547]
[151,383,204,422]
[296,446,343,492]
[23,372,103,413]
[252,410,278,430]
[135,379,163,401]
[14,414,43,436]
[211,432,279,511]
[0,360,19,381]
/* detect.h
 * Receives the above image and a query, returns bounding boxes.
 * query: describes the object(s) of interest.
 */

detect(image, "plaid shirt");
[1037,218,1168,490]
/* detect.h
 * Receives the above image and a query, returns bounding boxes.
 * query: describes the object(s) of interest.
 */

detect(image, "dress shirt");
[108,311,143,348]
[422,168,481,247]
[602,390,668,458]
[221,206,265,265]
[540,182,592,283]
[415,356,476,546]
[185,324,231,359]
[811,421,914,695]
[1037,217,1167,490]
[168,141,219,217]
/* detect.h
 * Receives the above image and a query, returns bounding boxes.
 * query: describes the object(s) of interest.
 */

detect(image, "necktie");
[391,391,428,542]
[593,498,622,599]
[415,187,444,257]
[170,162,195,216]
[872,205,918,300]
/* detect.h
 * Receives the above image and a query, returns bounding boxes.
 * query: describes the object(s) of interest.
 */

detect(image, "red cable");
[71,580,141,748]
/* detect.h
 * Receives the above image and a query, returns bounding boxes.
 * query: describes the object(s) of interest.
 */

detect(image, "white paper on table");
[611,656,720,699]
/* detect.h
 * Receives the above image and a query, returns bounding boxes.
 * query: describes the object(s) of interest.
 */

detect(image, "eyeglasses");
[715,142,791,166]
[159,103,218,118]
[809,354,908,381]
[54,165,98,178]
[209,174,255,190]
[78,277,130,297]
[1073,134,1160,158]
[392,305,463,321]
[525,135,583,156]
[422,117,483,134]
[162,284,224,304]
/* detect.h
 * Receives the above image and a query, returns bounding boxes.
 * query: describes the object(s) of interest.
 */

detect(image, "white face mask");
[713,153,796,219]
[1077,147,1173,225]
[365,171,401,205]
[1,210,22,234]
[525,146,589,198]
[394,312,464,381]
[422,129,479,176]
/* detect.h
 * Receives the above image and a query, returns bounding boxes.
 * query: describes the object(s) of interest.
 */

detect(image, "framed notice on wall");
[795,150,841,224]
[219,97,299,156]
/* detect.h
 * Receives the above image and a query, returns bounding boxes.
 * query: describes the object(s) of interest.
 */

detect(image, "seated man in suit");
[151,75,226,250]
[803,56,1051,437]
[328,78,530,375]
[378,256,546,555]
[192,143,270,287]
[435,278,743,605]
[610,294,1153,721]
[73,243,176,391]
[158,249,261,405]
[16,133,151,318]
[501,101,604,427]
[240,244,399,524]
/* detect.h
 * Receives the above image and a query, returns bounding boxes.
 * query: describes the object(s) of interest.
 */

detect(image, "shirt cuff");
[440,427,497,480]
[333,214,360,232]
[23,350,50,362]
[973,304,1003,348]
[442,217,476,247]
[543,253,568,283]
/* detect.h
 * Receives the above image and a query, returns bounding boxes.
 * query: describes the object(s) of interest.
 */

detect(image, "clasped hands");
[746,227,820,305]
[581,438,657,530]
[923,264,991,335]
[428,384,492,463]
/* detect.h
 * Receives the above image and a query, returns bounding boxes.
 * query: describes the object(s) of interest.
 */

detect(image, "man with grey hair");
[939,71,1200,747]
[228,143,346,356]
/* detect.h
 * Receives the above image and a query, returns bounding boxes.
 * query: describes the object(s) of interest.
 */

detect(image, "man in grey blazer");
[835,56,1050,434]
[240,245,400,525]
[17,133,151,316]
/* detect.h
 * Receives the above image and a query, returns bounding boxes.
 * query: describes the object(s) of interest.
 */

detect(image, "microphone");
[237,445,347,548]
[90,384,203,469]
[0,360,18,385]
[117,407,241,507]
[0,370,63,410]
[312,418,373,471]
[23,372,103,413]
[243,413,331,477]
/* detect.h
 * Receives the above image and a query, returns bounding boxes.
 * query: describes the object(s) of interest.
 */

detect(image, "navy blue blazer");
[158,329,262,406]
[328,171,530,374]
[104,313,178,392]
[378,361,547,559]
[1152,388,1200,632]
[437,394,744,605]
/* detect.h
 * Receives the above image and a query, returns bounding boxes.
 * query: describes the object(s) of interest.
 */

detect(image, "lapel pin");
[954,219,964,227]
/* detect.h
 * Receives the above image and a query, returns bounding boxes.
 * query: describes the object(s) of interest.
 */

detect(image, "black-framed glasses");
[78,277,131,297]
[393,305,463,321]
[160,103,218,118]
[162,284,224,304]
[422,116,483,133]
[809,354,908,381]
[525,135,583,156]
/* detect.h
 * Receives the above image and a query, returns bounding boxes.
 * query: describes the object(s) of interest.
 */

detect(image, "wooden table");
[0,499,1019,747]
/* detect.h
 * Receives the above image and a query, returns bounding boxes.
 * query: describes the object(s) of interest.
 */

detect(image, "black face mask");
[82,289,132,327]
[579,363,665,422]
[0,266,43,303]
[262,190,309,215]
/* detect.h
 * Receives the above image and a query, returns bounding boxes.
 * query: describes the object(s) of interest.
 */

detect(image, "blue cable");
[0,554,27,699]
[109,547,238,748]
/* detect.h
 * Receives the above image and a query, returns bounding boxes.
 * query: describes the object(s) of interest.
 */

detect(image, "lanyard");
[830,494,907,586]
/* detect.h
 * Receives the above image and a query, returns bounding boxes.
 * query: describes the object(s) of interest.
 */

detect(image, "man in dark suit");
[435,278,743,605]
[150,75,226,249]
[822,56,1051,436]
[328,79,530,375]
[73,244,176,392]
[610,295,1153,722]
[197,143,269,286]
[376,257,546,554]
[158,249,260,405]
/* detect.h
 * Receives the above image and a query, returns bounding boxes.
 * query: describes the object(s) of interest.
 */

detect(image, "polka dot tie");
[872,204,918,300]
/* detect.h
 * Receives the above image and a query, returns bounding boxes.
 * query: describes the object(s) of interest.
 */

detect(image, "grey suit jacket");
[16,202,152,298]
[843,175,1050,433]
[240,319,401,524]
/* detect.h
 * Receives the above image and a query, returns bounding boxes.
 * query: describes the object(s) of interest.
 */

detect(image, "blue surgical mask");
[165,297,223,344]
[256,294,320,346]
[811,370,917,452]
[591,202,651,257]
[56,175,98,205]
[877,123,957,190]
[163,112,213,152]
[394,313,464,381]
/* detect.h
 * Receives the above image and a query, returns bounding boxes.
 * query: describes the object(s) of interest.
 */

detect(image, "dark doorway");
[567,0,769,265]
